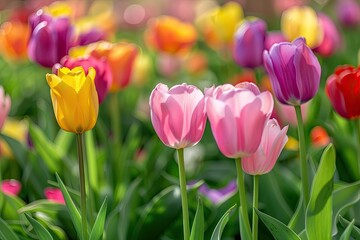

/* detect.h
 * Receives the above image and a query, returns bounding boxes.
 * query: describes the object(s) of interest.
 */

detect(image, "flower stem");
[77,133,88,240]
[235,158,252,237]
[177,148,190,240]
[294,105,309,209]
[252,175,259,240]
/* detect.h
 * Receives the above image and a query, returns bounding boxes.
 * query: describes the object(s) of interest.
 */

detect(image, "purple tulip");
[233,19,267,68]
[199,181,237,204]
[78,28,106,46]
[28,11,75,68]
[336,0,360,27]
[263,37,321,106]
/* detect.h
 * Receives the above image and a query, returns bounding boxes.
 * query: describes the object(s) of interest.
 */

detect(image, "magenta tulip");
[1,179,21,196]
[44,187,65,204]
[336,0,360,27]
[0,86,11,130]
[314,13,341,57]
[149,83,206,149]
[263,37,321,106]
[242,118,288,175]
[206,82,274,158]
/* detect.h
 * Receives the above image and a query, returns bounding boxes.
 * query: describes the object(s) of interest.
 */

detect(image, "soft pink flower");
[314,13,341,57]
[149,83,206,149]
[0,86,11,130]
[206,82,274,158]
[242,119,288,175]
[1,179,21,196]
[274,101,310,127]
[44,187,65,204]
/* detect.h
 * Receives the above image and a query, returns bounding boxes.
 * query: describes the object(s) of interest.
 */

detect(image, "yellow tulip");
[46,67,98,133]
[281,6,322,48]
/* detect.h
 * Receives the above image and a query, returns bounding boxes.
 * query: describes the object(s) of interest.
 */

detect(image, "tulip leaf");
[85,131,99,193]
[55,173,82,239]
[210,204,236,240]
[339,219,355,240]
[339,216,360,239]
[306,144,335,240]
[29,123,62,173]
[18,200,67,215]
[255,208,300,240]
[25,214,54,240]
[89,197,108,240]
[54,130,73,158]
[0,217,20,240]
[190,198,204,240]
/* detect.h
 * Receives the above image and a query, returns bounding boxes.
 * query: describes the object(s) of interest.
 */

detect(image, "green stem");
[77,133,88,240]
[235,158,252,237]
[355,119,360,177]
[177,148,190,240]
[294,105,309,209]
[252,175,259,240]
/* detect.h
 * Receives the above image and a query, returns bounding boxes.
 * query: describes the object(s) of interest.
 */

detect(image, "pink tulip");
[44,187,65,204]
[149,83,206,149]
[1,179,21,196]
[206,82,274,158]
[0,86,11,130]
[242,119,288,175]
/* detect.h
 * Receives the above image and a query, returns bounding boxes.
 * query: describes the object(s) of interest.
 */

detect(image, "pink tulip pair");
[149,82,288,175]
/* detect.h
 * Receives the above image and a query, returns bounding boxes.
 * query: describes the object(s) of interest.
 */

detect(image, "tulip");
[281,6,322,48]
[274,101,310,127]
[59,55,112,104]
[0,21,30,60]
[78,28,106,46]
[28,11,75,68]
[199,181,237,205]
[310,126,330,148]
[263,37,321,106]
[145,16,197,54]
[206,82,274,158]
[242,119,288,175]
[336,0,360,27]
[265,31,287,51]
[325,65,360,119]
[314,13,341,57]
[233,18,267,68]
[0,86,11,130]
[149,83,206,149]
[44,187,65,204]
[131,53,153,87]
[1,179,21,196]
[46,67,98,133]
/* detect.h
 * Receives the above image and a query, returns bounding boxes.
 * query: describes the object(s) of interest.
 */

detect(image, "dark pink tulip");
[44,187,65,204]
[314,14,341,57]
[233,19,267,68]
[263,37,321,106]
[265,31,287,51]
[206,82,274,158]
[1,179,21,196]
[60,56,112,104]
[242,119,288,175]
[0,86,11,130]
[149,83,206,149]
[336,0,360,27]
[78,28,106,46]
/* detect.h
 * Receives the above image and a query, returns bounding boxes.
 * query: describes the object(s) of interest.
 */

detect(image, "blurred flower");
[281,5,322,48]
[78,28,106,46]
[206,82,273,158]
[263,37,321,106]
[1,179,21,196]
[242,118,288,175]
[336,0,360,27]
[265,31,287,50]
[0,86,11,130]
[274,101,310,127]
[199,181,237,204]
[28,11,75,68]
[44,187,65,204]
[272,0,309,13]
[149,83,206,149]
[183,52,208,75]
[131,52,153,87]
[310,126,330,148]
[90,41,138,92]
[156,53,182,78]
[46,67,98,133]
[0,21,30,61]
[0,118,28,158]
[196,1,243,50]
[233,18,267,68]
[285,136,299,151]
[43,1,73,17]
[59,55,112,104]
[230,71,257,85]
[145,16,197,55]
[313,13,341,57]
[325,65,360,119]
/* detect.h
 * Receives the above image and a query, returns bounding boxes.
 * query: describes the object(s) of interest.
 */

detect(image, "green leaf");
[255,208,300,240]
[54,130,73,158]
[306,144,336,240]
[210,204,236,240]
[29,123,62,173]
[0,217,20,240]
[85,131,99,193]
[340,219,355,240]
[339,216,360,239]
[0,133,27,167]
[89,197,108,240]
[56,173,82,239]
[190,198,204,240]
[25,214,54,240]
[18,200,67,215]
